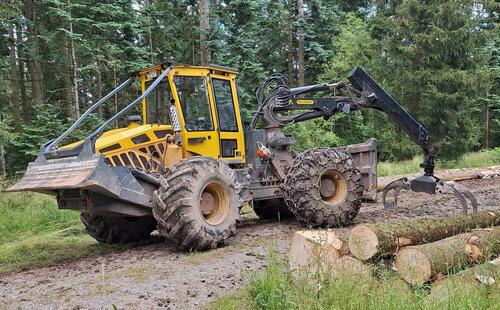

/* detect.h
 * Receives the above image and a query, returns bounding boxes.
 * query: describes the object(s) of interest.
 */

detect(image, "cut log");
[328,256,372,277]
[426,260,500,305]
[465,228,500,262]
[395,227,500,285]
[289,229,350,272]
[349,210,500,261]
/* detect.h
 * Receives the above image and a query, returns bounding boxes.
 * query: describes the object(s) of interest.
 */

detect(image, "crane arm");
[253,66,476,212]
[256,66,435,176]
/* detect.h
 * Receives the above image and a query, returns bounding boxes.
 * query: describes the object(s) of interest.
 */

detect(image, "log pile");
[289,210,500,288]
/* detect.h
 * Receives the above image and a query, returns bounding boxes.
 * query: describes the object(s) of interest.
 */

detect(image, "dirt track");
[1,177,499,309]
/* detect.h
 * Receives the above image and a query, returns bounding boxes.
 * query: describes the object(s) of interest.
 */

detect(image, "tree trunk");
[286,0,294,85]
[96,60,103,118]
[68,13,80,119]
[348,210,500,261]
[62,39,74,118]
[289,229,350,272]
[113,67,118,127]
[485,91,490,149]
[8,21,22,132]
[0,144,5,178]
[199,0,210,65]
[395,227,500,285]
[144,0,154,64]
[16,23,30,124]
[296,0,304,87]
[25,0,44,107]
[426,259,500,304]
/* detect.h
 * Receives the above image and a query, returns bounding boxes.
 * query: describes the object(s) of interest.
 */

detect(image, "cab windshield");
[174,76,214,131]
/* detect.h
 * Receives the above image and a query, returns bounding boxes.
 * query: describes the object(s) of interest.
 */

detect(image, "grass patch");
[0,189,122,273]
[378,147,500,177]
[210,251,499,310]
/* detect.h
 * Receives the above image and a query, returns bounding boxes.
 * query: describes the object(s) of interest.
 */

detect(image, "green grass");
[378,147,500,177]
[209,252,499,310]
[0,187,122,273]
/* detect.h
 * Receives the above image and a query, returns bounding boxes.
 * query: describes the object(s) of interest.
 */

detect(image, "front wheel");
[80,213,157,244]
[152,157,242,251]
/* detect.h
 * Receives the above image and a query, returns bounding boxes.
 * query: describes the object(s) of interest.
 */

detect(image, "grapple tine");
[436,181,478,213]
[382,177,411,209]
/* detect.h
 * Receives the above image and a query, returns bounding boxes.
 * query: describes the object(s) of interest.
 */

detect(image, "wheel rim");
[319,169,348,206]
[199,181,230,225]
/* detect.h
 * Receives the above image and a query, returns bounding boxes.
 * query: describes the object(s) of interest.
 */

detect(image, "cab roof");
[138,62,239,76]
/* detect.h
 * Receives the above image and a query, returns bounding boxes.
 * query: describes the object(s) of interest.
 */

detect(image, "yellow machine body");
[92,64,246,171]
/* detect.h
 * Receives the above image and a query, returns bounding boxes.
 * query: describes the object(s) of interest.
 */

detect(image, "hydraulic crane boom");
[251,66,476,212]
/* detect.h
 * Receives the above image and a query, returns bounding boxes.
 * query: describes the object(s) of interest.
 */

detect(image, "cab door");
[172,73,220,158]
[210,75,245,163]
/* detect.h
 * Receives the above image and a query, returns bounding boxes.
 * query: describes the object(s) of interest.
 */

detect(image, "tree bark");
[485,91,490,148]
[113,67,118,127]
[349,210,500,261]
[297,0,304,86]
[426,259,500,304]
[96,60,103,118]
[286,0,294,85]
[63,39,74,119]
[199,0,210,65]
[68,9,80,120]
[25,0,44,107]
[0,144,5,178]
[144,0,154,64]
[16,23,30,124]
[395,227,500,285]
[8,20,22,132]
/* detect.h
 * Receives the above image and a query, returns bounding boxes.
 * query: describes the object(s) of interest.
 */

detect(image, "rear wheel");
[80,213,157,244]
[283,148,363,227]
[253,199,293,220]
[152,157,242,251]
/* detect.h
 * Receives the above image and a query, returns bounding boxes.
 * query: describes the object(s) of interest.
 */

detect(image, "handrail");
[89,64,173,141]
[42,64,173,158]
[44,77,134,155]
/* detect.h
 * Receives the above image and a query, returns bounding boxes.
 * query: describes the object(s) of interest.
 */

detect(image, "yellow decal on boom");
[296,99,314,105]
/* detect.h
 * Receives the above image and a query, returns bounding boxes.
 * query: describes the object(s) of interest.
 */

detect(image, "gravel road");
[1,177,499,310]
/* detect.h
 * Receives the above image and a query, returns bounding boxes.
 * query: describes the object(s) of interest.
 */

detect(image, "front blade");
[6,155,104,193]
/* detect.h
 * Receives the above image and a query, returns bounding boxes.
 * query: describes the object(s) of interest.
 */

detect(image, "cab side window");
[212,79,238,132]
[174,76,214,131]
[145,79,171,124]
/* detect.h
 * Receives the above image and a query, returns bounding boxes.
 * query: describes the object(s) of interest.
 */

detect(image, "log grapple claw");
[435,180,478,213]
[382,177,411,209]
[382,175,478,213]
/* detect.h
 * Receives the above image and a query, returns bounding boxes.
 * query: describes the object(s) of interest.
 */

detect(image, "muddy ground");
[1,177,499,309]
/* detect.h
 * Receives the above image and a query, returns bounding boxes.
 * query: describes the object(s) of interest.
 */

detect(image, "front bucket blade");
[7,155,153,209]
[6,155,105,193]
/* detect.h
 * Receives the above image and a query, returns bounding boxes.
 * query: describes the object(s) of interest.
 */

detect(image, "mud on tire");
[283,148,363,227]
[152,157,242,251]
[253,199,293,220]
[80,213,157,244]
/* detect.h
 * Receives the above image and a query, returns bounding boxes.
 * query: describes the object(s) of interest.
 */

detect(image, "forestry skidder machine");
[7,63,477,250]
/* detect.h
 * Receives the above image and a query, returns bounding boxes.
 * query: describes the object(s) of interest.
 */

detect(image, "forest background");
[0,0,498,176]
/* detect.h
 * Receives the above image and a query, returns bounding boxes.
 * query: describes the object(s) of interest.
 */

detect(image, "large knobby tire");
[253,199,293,220]
[152,157,242,251]
[80,213,157,244]
[283,148,363,227]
